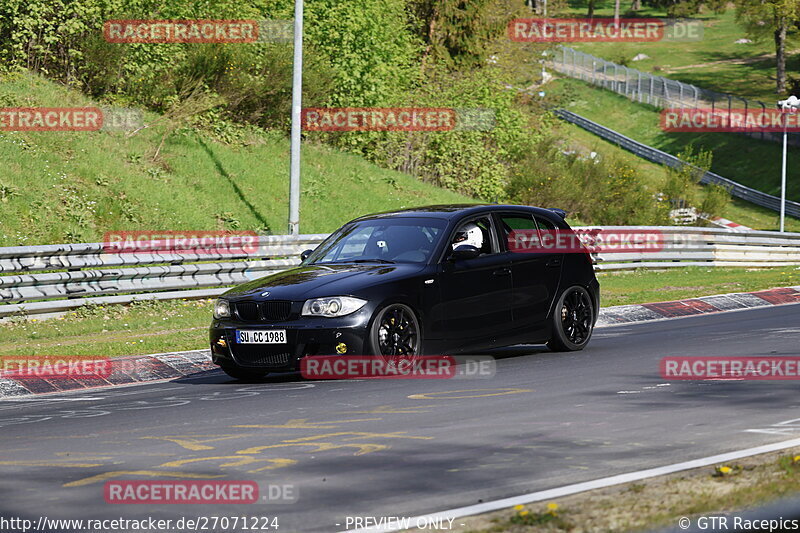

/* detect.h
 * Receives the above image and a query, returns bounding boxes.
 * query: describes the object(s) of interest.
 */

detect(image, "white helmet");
[452,222,484,250]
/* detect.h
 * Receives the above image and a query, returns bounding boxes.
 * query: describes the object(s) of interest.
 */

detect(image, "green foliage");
[642,0,727,16]
[508,137,670,225]
[700,183,731,218]
[407,0,513,68]
[0,0,679,227]
[311,65,534,202]
[662,145,713,208]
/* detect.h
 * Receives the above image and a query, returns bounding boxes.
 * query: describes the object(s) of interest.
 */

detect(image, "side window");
[451,216,496,255]
[534,216,557,230]
[498,213,538,253]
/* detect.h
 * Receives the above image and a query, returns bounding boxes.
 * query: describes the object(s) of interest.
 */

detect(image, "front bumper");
[209,313,370,372]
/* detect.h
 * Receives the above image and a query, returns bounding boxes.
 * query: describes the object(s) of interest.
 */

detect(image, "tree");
[735,0,800,94]
[641,0,726,16]
[407,0,512,69]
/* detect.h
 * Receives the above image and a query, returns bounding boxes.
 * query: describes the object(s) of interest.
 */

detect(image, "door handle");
[492,267,511,276]
[546,257,562,268]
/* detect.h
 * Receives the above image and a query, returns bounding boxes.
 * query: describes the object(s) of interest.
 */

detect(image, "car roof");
[350,204,565,223]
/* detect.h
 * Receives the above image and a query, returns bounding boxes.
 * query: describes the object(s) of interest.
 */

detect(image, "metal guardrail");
[0,234,328,318]
[1,228,799,317]
[554,108,800,218]
[592,226,800,270]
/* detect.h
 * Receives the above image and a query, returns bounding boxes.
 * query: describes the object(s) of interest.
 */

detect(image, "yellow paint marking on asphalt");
[246,458,298,473]
[0,461,102,468]
[141,434,248,451]
[234,431,431,457]
[408,388,533,400]
[231,418,381,429]
[234,442,389,456]
[340,405,435,414]
[283,431,432,442]
[159,456,297,470]
[54,453,114,459]
[64,470,223,487]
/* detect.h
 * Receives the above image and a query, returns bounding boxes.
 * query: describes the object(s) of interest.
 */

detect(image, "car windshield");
[306,217,447,264]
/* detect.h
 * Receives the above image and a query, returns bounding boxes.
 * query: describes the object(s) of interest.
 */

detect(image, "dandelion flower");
[513,504,524,511]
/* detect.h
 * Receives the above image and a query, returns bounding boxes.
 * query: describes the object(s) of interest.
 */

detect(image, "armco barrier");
[590,226,800,270]
[554,108,800,218]
[0,234,327,317]
[1,227,799,317]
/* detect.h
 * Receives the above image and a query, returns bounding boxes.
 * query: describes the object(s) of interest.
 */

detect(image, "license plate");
[235,329,287,344]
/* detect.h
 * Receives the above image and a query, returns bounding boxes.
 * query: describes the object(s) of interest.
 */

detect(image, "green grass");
[2,266,797,357]
[0,71,474,247]
[551,77,800,207]
[598,265,800,306]
[561,1,799,101]
[0,299,215,357]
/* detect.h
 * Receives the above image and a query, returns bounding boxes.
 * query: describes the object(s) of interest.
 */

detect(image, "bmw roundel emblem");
[261,291,270,297]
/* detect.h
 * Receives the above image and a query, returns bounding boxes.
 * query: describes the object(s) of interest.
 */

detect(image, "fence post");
[727,94,732,130]
[741,97,748,138]
[637,71,642,102]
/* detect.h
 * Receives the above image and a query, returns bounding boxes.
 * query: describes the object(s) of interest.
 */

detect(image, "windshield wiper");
[348,259,396,264]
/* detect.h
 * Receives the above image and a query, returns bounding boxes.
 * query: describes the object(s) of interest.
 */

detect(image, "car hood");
[223,262,426,301]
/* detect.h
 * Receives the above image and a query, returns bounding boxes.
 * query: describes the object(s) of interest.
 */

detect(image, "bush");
[508,138,670,225]
[700,183,731,219]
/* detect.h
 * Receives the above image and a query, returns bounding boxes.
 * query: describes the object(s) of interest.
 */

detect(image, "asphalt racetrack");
[1,304,799,532]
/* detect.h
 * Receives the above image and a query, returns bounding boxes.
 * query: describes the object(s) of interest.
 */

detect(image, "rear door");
[496,211,563,333]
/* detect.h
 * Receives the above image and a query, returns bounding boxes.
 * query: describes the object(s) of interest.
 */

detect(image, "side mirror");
[300,249,314,262]
[450,244,481,260]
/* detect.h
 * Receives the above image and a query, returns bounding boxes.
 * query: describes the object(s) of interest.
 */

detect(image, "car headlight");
[302,296,367,317]
[213,299,231,319]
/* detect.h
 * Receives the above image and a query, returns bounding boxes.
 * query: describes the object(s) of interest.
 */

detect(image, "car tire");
[547,285,594,352]
[367,303,423,357]
[220,364,269,382]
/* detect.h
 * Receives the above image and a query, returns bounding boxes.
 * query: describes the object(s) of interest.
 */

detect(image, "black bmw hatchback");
[210,204,599,380]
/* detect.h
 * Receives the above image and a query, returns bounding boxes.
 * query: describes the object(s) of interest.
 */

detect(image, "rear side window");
[534,215,557,230]
[498,213,538,253]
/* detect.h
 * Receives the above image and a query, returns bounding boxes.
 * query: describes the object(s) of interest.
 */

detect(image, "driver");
[452,222,484,251]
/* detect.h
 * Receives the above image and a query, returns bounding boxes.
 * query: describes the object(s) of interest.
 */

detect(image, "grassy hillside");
[558,119,800,231]
[0,72,474,247]
[551,78,800,206]
[563,2,800,102]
